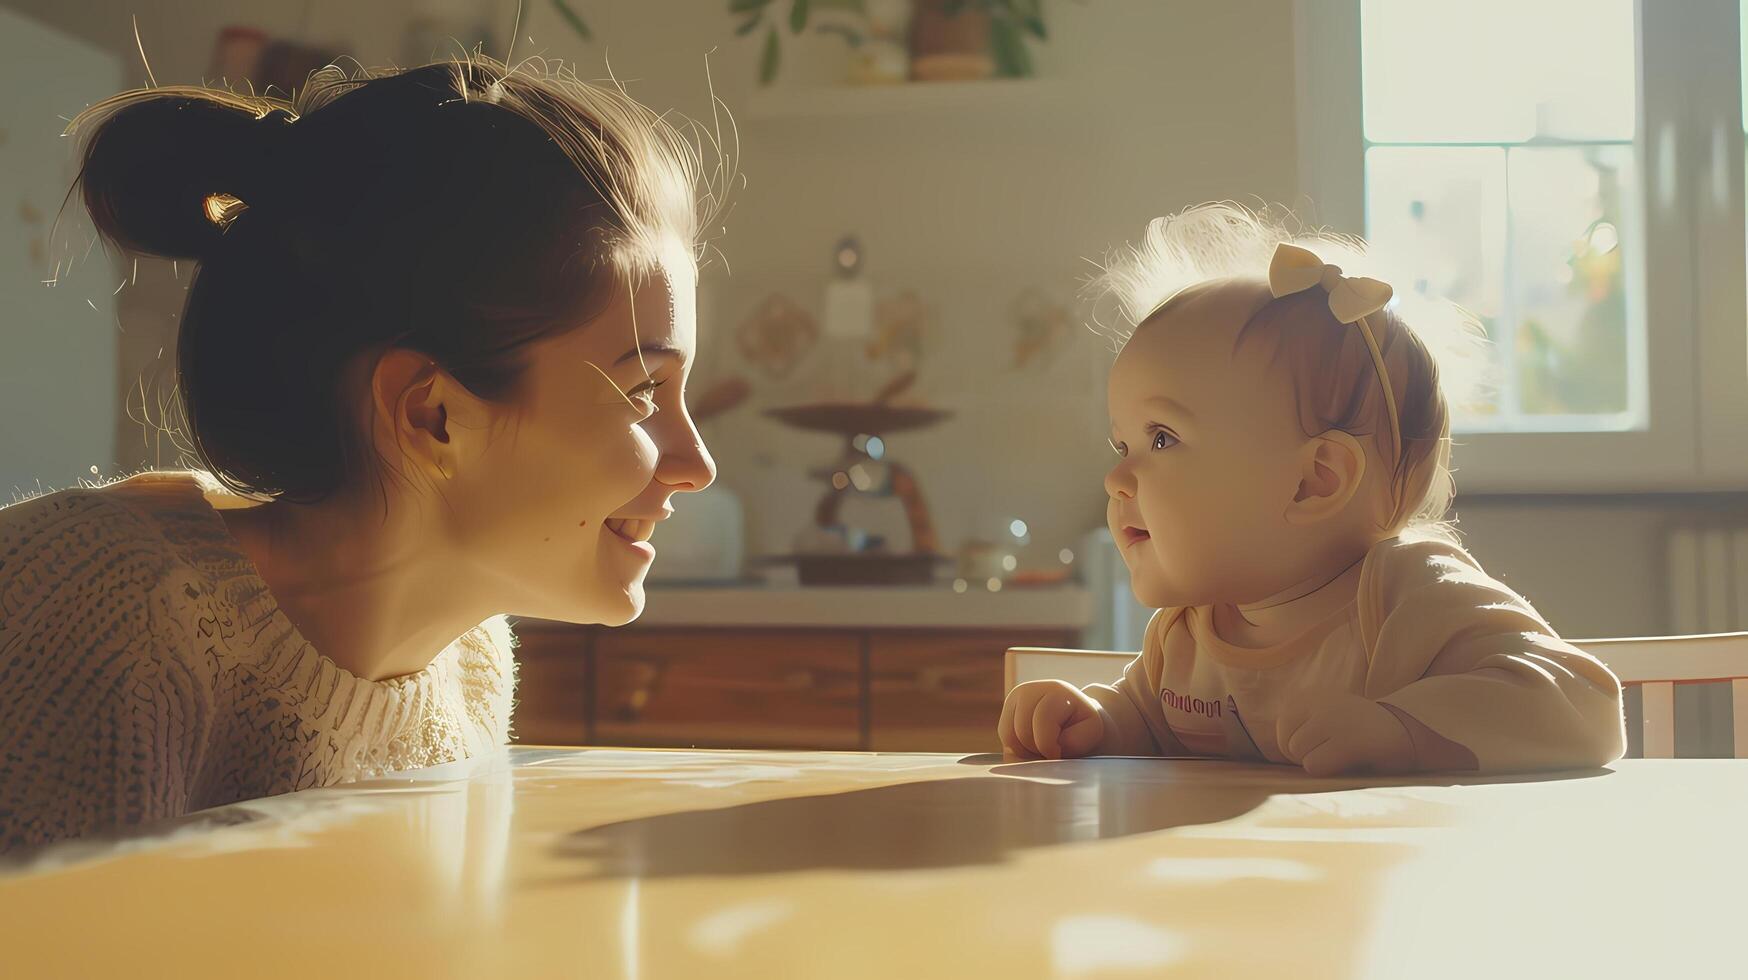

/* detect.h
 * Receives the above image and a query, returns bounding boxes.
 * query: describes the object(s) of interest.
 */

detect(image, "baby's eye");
[1150,429,1179,451]
[1109,438,1128,458]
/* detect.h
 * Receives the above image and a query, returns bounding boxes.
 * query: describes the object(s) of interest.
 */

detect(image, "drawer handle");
[873,665,995,696]
[610,660,666,722]
[607,669,856,719]
[663,670,848,694]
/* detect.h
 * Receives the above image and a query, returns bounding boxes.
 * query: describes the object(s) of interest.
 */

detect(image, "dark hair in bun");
[78,93,295,261]
[70,58,727,502]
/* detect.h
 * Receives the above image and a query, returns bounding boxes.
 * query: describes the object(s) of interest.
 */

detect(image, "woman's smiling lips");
[603,510,672,560]
[1120,525,1151,548]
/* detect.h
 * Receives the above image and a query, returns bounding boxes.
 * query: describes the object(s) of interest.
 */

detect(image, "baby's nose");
[1103,463,1136,500]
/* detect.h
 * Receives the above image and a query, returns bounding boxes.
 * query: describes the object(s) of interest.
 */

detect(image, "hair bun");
[75,91,294,260]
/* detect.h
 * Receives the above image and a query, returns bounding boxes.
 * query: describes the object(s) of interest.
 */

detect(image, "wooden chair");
[1578,632,1748,759]
[1009,634,1748,760]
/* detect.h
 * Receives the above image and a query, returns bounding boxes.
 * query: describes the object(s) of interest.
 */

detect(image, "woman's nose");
[655,421,716,493]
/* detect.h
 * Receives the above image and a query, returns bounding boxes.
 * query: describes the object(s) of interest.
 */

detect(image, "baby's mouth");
[1120,525,1151,548]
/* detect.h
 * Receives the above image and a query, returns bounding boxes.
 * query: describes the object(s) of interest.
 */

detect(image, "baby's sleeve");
[1080,610,1187,757]
[1361,538,1626,773]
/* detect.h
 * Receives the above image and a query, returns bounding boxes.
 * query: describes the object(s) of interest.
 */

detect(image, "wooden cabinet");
[512,620,591,747]
[869,630,1061,752]
[595,630,862,750]
[513,621,1079,752]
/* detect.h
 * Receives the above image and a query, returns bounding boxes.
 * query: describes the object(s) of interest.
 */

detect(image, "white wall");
[0,9,121,498]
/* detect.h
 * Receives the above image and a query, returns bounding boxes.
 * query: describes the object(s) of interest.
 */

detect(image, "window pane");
[1365,146,1508,418]
[1366,146,1639,426]
[1742,0,1748,356]
[1362,0,1637,143]
[1508,146,1635,417]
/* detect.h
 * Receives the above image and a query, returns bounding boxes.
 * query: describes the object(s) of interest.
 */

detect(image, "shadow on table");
[542,756,1609,881]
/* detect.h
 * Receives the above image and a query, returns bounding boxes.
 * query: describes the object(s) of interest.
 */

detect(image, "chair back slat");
[1577,632,1748,759]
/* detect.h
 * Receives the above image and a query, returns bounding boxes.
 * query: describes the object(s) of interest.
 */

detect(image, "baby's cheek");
[1127,566,1176,610]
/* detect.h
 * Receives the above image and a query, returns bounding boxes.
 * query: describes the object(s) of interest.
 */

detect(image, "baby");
[999,204,1626,775]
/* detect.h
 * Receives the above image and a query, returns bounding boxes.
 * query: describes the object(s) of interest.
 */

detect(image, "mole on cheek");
[579,520,589,528]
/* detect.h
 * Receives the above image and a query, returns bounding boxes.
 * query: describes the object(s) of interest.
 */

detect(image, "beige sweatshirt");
[0,473,516,850]
[1083,536,1626,772]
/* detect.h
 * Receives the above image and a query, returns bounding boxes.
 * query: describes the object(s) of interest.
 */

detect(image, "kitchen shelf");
[741,77,1074,122]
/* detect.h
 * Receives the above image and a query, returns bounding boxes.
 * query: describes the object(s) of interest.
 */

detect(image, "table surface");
[1,748,1742,979]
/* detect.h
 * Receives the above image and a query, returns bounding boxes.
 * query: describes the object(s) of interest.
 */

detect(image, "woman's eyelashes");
[624,378,665,414]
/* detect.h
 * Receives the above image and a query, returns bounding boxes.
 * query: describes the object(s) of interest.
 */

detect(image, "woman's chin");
[596,580,647,627]
[524,577,647,627]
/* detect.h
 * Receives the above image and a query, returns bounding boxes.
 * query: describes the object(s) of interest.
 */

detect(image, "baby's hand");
[1275,694,1415,777]
[998,680,1105,760]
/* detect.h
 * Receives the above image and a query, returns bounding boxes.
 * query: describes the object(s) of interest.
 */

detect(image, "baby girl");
[999,204,1626,775]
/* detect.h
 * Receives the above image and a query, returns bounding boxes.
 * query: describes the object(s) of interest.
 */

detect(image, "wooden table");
[1,748,1742,978]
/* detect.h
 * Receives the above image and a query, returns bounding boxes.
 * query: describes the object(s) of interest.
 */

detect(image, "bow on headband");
[1266,242,1403,465]
[1269,243,1393,323]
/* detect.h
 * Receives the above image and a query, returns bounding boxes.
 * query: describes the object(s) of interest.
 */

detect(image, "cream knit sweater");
[0,473,516,850]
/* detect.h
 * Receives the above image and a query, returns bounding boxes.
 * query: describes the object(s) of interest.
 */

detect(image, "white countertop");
[634,583,1094,629]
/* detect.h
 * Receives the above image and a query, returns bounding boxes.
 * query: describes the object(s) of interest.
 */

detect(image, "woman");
[0,57,723,849]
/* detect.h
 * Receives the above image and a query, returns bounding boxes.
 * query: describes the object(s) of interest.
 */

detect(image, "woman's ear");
[1284,430,1367,526]
[371,349,492,482]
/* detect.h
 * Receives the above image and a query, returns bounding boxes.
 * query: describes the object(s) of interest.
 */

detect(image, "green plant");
[729,0,861,84]
[730,0,1052,85]
[551,0,592,40]
[949,0,1047,79]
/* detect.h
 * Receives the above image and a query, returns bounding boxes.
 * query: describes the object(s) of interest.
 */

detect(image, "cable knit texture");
[0,473,516,850]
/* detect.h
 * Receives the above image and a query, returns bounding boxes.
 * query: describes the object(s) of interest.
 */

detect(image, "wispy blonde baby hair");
[1087,202,1491,543]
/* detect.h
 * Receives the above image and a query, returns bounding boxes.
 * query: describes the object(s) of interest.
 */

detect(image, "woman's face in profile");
[441,247,716,626]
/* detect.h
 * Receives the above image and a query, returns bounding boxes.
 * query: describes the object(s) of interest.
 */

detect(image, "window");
[1297,1,1748,490]
[1361,0,1641,432]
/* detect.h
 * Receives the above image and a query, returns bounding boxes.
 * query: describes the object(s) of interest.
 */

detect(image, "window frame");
[1294,0,1748,493]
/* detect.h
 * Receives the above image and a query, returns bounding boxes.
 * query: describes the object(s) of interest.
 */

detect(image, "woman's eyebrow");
[614,343,685,365]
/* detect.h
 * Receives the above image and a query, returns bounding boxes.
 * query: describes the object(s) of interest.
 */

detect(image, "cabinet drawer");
[511,621,591,745]
[594,630,862,750]
[868,629,1078,752]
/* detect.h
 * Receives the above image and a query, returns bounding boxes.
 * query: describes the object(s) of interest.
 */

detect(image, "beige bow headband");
[1268,243,1402,461]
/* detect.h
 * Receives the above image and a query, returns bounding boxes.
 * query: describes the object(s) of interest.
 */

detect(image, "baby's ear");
[1284,431,1367,526]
